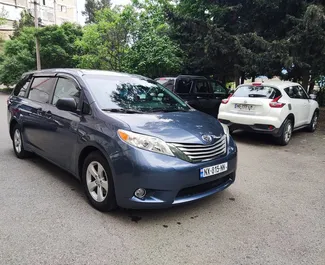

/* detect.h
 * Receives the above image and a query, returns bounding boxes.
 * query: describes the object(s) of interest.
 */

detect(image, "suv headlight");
[221,123,230,140]
[118,129,174,156]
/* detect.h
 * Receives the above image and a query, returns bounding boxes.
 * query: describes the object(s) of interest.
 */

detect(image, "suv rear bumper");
[219,119,282,136]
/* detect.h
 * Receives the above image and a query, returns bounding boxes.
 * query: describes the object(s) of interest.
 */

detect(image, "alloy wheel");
[284,122,292,143]
[312,115,318,130]
[86,161,109,203]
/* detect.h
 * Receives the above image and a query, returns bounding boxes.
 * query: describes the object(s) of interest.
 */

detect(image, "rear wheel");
[276,119,293,146]
[12,124,31,159]
[307,111,318,132]
[81,151,117,212]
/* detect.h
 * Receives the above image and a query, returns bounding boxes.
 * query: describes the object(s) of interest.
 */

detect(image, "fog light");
[134,188,146,199]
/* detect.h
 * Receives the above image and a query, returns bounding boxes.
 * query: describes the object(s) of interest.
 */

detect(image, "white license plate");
[200,162,228,178]
[235,104,254,111]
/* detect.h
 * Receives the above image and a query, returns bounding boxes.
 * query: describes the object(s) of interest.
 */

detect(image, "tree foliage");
[11,10,35,39]
[0,23,83,86]
[82,0,111,24]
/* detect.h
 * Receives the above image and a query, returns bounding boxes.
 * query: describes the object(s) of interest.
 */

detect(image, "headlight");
[118,129,174,156]
[221,123,230,140]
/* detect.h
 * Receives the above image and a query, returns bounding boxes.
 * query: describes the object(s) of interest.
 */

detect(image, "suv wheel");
[276,119,293,146]
[307,111,318,132]
[82,151,117,212]
[12,124,30,159]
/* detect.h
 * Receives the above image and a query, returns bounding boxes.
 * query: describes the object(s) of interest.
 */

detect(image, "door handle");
[45,110,52,119]
[36,108,43,115]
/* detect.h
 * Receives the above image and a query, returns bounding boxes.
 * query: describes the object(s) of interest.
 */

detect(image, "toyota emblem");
[202,135,213,143]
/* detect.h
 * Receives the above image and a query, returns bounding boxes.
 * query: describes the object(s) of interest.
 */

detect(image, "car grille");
[171,135,227,163]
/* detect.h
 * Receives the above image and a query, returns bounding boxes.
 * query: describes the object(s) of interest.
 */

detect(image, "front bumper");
[110,138,237,209]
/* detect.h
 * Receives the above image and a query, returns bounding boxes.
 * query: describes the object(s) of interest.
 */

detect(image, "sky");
[77,0,131,24]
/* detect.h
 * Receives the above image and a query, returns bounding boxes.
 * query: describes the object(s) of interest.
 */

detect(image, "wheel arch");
[77,144,113,181]
[286,113,295,127]
[9,119,19,140]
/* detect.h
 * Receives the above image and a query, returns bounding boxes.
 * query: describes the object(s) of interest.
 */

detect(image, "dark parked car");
[155,75,229,117]
[8,69,237,211]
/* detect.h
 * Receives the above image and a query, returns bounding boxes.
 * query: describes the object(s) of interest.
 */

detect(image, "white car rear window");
[233,85,281,99]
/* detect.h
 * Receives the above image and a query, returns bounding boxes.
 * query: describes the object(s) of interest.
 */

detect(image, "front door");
[285,86,310,127]
[44,75,82,172]
[193,80,219,117]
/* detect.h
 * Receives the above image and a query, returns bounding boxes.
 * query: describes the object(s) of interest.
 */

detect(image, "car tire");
[276,119,293,146]
[82,151,117,212]
[12,124,31,159]
[307,111,318,132]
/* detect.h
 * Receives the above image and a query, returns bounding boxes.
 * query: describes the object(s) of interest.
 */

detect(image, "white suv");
[218,81,319,145]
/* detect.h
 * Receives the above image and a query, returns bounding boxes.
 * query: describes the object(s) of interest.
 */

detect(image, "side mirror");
[309,94,317,100]
[56,98,77,112]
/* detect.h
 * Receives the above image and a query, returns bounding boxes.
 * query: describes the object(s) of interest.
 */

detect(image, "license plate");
[200,162,228,178]
[235,104,254,111]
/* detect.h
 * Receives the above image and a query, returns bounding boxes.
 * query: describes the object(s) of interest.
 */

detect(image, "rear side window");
[28,77,56,103]
[233,85,281,99]
[175,79,193,94]
[284,86,308,99]
[13,76,31,97]
[156,79,175,91]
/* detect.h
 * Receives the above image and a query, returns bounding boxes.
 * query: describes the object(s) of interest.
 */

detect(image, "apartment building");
[0,0,78,39]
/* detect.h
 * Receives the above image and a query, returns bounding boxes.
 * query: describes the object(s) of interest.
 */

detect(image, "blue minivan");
[7,69,237,211]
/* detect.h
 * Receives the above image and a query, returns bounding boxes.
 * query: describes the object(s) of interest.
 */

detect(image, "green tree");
[82,0,111,24]
[125,0,183,77]
[75,6,136,71]
[0,23,83,86]
[11,10,35,39]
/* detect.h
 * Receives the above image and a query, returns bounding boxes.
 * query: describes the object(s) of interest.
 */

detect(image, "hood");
[108,111,225,144]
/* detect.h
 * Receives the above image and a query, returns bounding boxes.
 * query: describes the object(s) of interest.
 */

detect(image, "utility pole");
[34,0,41,70]
[53,0,57,24]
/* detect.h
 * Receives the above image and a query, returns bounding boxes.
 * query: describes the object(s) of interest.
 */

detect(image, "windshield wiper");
[151,108,188,113]
[248,94,267,98]
[102,108,143,114]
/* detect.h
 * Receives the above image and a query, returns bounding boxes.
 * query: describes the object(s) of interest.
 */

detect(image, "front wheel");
[307,111,318,132]
[82,151,117,212]
[276,119,293,146]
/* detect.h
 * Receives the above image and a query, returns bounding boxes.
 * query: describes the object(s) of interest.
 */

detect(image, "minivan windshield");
[233,85,281,99]
[84,75,190,113]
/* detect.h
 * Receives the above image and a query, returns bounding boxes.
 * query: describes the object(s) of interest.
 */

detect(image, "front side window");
[211,81,227,95]
[52,78,80,105]
[194,80,210,94]
[233,85,281,99]
[84,75,190,112]
[28,77,56,103]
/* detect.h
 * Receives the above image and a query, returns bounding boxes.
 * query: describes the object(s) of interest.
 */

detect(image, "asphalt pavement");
[0,94,324,265]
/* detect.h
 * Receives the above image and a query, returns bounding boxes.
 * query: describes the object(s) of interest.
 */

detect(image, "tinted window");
[211,81,227,95]
[28,77,56,103]
[194,80,210,94]
[233,85,281,99]
[13,76,31,97]
[84,75,190,112]
[175,79,193,94]
[52,78,80,105]
[284,86,308,99]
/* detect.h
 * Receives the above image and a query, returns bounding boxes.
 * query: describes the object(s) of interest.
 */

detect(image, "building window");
[60,5,67,13]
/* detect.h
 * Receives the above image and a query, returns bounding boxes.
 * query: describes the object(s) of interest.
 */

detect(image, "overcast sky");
[77,0,131,24]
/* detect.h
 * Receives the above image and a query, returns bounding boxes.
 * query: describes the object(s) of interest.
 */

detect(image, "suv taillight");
[269,96,285,108]
[222,94,233,104]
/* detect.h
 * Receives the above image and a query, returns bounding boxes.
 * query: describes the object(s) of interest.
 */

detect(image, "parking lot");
[0,93,324,265]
